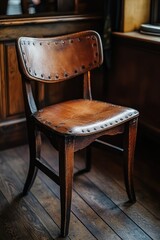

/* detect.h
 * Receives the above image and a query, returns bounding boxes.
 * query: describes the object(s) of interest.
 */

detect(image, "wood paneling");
[6,43,24,116]
[107,32,160,142]
[0,44,6,119]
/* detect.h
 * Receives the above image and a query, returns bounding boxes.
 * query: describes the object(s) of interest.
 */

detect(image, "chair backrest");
[17,30,103,83]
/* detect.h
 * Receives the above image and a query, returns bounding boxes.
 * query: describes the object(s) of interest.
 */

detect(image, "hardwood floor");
[0,136,159,239]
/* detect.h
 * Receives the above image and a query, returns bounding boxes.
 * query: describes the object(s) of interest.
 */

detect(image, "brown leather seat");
[16,30,139,237]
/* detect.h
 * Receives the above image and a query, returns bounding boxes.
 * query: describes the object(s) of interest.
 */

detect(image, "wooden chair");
[16,30,139,237]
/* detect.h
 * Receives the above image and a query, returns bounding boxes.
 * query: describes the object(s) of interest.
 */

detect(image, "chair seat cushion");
[33,99,139,136]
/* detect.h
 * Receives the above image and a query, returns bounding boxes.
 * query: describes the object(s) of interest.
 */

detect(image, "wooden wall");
[107,31,160,143]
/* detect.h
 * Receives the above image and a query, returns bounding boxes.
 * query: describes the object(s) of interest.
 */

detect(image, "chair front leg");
[123,118,138,203]
[23,125,41,195]
[59,136,74,237]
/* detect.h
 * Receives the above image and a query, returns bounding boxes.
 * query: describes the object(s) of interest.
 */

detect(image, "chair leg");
[59,137,74,237]
[23,129,41,195]
[74,146,92,177]
[85,146,92,172]
[123,118,138,203]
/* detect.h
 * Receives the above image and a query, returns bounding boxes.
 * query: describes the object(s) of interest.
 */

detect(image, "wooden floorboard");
[0,137,160,240]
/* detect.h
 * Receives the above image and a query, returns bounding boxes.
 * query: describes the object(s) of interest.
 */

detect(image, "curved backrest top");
[17,30,103,83]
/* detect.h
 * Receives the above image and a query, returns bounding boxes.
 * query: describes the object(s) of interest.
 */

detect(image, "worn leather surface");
[18,30,103,82]
[34,99,139,136]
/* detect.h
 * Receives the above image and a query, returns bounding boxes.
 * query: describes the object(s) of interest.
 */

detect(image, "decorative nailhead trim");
[20,33,101,82]
[77,111,138,134]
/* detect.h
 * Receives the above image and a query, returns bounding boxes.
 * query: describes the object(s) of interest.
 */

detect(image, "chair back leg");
[23,126,41,195]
